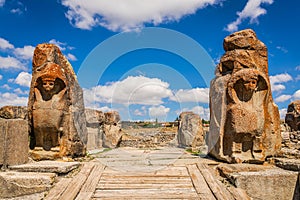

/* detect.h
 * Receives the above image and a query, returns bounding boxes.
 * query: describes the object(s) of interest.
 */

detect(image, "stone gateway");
[208,29,281,163]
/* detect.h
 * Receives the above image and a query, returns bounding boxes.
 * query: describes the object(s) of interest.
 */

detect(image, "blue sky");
[0,0,299,121]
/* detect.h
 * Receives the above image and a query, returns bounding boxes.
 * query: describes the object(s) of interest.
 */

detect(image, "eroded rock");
[208,29,281,163]
[0,118,28,167]
[285,100,300,131]
[177,112,204,151]
[217,164,299,200]
[85,109,123,149]
[0,171,55,198]
[28,44,87,158]
[0,106,27,119]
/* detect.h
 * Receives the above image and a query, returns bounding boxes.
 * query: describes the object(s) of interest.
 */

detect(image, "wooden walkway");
[45,162,249,200]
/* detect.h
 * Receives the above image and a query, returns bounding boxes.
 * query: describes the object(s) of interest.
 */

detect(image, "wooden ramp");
[45,162,249,200]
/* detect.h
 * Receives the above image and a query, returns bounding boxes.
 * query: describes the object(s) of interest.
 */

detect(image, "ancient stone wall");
[208,29,281,163]
[28,44,87,157]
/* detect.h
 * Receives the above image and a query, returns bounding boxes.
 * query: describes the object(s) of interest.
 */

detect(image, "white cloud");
[225,0,274,32]
[1,84,11,90]
[61,0,220,32]
[0,37,14,50]
[84,76,173,106]
[295,65,300,71]
[14,72,32,87]
[276,46,288,53]
[133,109,144,116]
[0,92,28,107]
[179,106,210,120]
[170,88,209,103]
[96,106,112,112]
[295,75,300,82]
[271,84,286,92]
[190,106,210,120]
[14,45,35,60]
[66,53,77,61]
[270,73,293,92]
[149,105,170,120]
[275,94,292,103]
[293,90,300,99]
[0,0,5,7]
[0,56,26,70]
[133,106,147,116]
[0,74,2,80]
[13,88,29,95]
[10,8,23,15]
[49,39,67,51]
[279,108,287,120]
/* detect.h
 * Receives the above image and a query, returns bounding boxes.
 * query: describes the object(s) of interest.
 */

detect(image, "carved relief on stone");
[32,63,67,151]
[208,29,281,163]
[28,44,87,157]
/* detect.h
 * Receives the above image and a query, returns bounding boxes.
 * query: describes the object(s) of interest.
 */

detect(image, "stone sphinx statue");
[28,44,87,157]
[208,29,281,163]
[32,63,67,151]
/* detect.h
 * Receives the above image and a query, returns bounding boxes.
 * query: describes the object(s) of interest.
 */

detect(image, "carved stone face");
[243,78,257,91]
[42,79,55,92]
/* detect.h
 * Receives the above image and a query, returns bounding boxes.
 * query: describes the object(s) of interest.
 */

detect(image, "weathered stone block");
[0,119,28,166]
[0,171,55,198]
[102,124,122,148]
[85,109,123,149]
[87,127,103,150]
[218,164,299,200]
[178,112,204,150]
[9,160,80,173]
[285,100,300,131]
[208,29,281,163]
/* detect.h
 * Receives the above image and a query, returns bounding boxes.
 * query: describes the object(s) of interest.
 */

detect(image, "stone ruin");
[285,100,300,131]
[208,29,282,163]
[177,112,205,151]
[0,106,28,168]
[85,109,123,149]
[28,44,87,158]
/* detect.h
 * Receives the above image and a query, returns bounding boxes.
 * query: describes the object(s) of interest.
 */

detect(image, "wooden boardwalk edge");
[45,162,105,200]
[75,163,105,200]
[196,163,250,200]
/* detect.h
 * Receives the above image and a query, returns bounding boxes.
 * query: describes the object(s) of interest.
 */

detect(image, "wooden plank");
[100,173,189,177]
[197,163,234,200]
[94,188,198,199]
[92,198,197,200]
[186,164,216,200]
[97,183,193,189]
[98,178,191,184]
[75,163,105,200]
[225,186,251,200]
[45,178,72,200]
[59,162,95,200]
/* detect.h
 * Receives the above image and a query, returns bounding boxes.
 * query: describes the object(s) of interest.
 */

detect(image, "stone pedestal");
[0,119,28,166]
